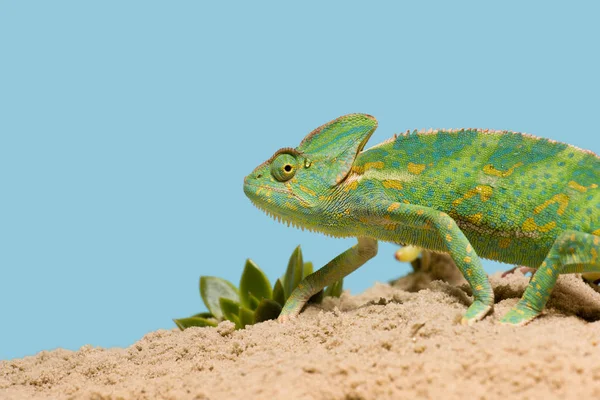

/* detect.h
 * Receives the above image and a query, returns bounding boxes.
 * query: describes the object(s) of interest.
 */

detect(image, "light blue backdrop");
[1,1,598,360]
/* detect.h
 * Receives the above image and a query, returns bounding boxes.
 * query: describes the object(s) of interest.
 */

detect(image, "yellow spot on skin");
[467,269,472,276]
[594,236,600,245]
[417,209,424,215]
[536,291,542,298]
[407,162,426,175]
[387,202,401,212]
[483,162,523,177]
[534,193,570,216]
[464,256,471,263]
[466,213,483,224]
[499,238,511,249]
[453,185,493,207]
[522,217,557,233]
[299,185,316,196]
[536,284,541,290]
[592,248,598,264]
[466,244,472,254]
[446,234,452,242]
[568,181,598,192]
[403,199,411,204]
[284,202,298,211]
[351,161,385,174]
[382,180,404,190]
[384,224,396,231]
[475,284,483,291]
[546,269,553,276]
[447,222,453,229]
[343,181,359,192]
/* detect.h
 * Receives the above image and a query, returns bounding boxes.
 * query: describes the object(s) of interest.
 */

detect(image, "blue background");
[1,1,598,360]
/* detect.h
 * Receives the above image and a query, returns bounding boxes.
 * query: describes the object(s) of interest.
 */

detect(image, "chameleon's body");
[244,114,600,325]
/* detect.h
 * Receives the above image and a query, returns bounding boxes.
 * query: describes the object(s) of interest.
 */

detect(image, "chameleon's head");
[244,114,377,232]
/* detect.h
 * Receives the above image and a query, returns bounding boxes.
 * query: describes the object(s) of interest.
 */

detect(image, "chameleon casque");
[243,114,600,326]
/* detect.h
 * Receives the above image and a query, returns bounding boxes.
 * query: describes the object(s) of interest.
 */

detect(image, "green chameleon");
[243,114,600,326]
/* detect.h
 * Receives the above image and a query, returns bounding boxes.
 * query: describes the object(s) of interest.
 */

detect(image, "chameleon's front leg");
[386,204,495,324]
[278,237,378,322]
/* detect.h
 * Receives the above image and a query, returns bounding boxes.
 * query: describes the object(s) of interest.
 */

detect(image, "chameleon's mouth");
[246,197,349,239]
[244,181,342,237]
[246,195,313,231]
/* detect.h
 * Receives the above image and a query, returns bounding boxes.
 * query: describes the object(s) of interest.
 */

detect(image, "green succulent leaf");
[200,276,239,320]
[178,244,322,331]
[324,279,344,298]
[239,259,272,309]
[173,316,218,330]
[302,261,313,279]
[272,278,286,306]
[219,297,240,323]
[191,312,214,319]
[238,306,255,329]
[284,246,303,298]
[248,292,261,310]
[254,298,283,323]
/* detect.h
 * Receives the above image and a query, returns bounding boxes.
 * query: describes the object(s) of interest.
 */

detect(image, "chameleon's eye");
[271,153,298,182]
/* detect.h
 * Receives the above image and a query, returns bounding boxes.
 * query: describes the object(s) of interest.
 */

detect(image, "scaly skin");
[244,114,600,325]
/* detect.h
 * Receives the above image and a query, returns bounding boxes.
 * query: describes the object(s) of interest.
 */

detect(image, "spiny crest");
[366,127,599,160]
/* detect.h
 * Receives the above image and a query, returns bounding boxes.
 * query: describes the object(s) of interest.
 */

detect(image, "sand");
[3,265,600,400]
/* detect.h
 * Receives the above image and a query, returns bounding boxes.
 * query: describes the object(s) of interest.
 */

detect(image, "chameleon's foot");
[277,313,298,323]
[501,265,536,278]
[461,301,493,326]
[394,245,421,262]
[277,298,304,323]
[499,300,540,326]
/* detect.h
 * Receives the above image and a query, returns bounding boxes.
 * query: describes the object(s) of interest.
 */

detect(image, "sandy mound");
[2,271,600,400]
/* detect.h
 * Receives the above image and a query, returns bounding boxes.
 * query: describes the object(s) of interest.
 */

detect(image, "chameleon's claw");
[499,300,540,326]
[277,314,293,323]
[501,266,536,278]
[461,301,493,325]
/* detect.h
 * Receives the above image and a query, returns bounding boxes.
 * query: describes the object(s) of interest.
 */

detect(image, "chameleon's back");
[354,129,600,266]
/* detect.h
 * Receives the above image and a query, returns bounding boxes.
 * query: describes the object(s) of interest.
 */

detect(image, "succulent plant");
[174,246,343,330]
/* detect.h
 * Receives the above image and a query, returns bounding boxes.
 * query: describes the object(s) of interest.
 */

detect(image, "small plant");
[174,246,343,330]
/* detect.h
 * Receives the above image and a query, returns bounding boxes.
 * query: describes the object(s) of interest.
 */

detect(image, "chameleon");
[243,114,600,326]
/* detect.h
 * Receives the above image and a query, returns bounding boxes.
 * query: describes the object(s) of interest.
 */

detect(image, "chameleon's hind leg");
[278,237,378,322]
[500,230,600,326]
